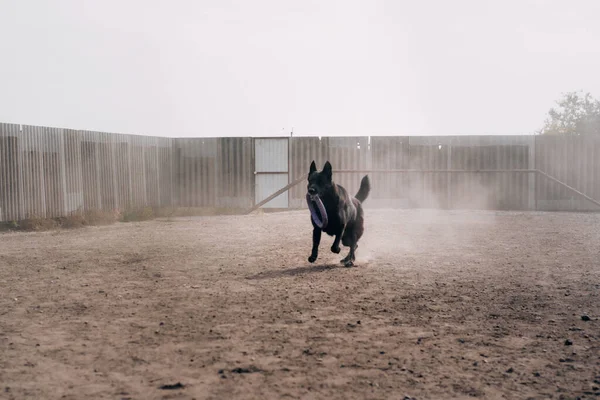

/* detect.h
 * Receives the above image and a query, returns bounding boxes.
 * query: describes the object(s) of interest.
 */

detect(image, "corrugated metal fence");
[1,122,599,221]
[290,135,538,211]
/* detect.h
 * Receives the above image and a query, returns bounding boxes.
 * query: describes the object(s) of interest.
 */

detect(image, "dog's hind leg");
[308,228,322,263]
[331,224,346,254]
[341,234,357,267]
[340,252,351,265]
[347,244,358,267]
[341,244,357,267]
[331,234,341,254]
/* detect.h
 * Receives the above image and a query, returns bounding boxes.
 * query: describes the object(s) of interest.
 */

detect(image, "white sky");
[1,0,599,137]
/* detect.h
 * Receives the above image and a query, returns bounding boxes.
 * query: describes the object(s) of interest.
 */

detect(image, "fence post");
[288,137,293,209]
[75,130,85,213]
[528,135,536,210]
[366,136,372,172]
[214,139,221,207]
[447,142,452,209]
[155,139,161,208]
[16,125,25,220]
[170,139,175,207]
[39,128,47,218]
[59,129,69,215]
[127,136,133,209]
[110,134,119,211]
[142,142,147,206]
[94,134,102,210]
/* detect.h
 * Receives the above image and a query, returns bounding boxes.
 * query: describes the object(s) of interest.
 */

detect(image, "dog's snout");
[308,187,317,195]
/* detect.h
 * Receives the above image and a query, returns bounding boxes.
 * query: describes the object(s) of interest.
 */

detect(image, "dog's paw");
[308,255,317,263]
[331,245,341,254]
[344,260,354,267]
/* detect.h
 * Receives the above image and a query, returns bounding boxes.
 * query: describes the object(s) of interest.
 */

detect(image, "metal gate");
[254,138,289,208]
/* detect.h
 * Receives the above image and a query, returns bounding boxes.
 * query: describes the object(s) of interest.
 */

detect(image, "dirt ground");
[1,209,599,400]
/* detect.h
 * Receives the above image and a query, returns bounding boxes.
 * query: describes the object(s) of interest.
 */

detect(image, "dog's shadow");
[246,263,341,280]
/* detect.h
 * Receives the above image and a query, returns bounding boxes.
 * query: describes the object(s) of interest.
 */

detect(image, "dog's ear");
[323,161,332,180]
[309,160,317,176]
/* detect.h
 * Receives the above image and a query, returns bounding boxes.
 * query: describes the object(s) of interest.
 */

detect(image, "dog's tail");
[355,175,370,203]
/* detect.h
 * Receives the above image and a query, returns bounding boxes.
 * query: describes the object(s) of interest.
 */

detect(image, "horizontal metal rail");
[245,168,600,214]
[333,169,537,173]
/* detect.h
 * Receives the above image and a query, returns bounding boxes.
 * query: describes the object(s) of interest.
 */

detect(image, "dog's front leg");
[308,227,321,263]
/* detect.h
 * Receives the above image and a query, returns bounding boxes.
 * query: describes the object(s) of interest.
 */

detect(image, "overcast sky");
[1,0,599,137]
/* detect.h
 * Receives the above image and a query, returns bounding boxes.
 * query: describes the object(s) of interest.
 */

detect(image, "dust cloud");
[357,174,498,265]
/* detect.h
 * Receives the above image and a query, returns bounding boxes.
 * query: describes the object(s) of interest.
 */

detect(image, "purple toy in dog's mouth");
[306,193,328,229]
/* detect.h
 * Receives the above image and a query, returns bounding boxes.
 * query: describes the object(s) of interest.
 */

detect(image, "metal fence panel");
[2,121,600,222]
[535,135,600,211]
[288,137,329,208]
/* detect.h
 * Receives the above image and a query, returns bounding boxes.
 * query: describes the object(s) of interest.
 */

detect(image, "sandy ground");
[1,209,599,400]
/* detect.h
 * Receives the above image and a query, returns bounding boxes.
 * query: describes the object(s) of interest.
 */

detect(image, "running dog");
[306,161,370,267]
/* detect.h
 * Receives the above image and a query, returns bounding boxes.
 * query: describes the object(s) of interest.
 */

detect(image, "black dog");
[307,161,370,267]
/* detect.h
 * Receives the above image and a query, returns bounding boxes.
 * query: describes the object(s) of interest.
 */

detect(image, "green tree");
[539,91,600,135]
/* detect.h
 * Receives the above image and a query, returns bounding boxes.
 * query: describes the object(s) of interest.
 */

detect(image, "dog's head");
[307,161,333,199]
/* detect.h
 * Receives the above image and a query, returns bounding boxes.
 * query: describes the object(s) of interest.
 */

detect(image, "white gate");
[254,138,289,208]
